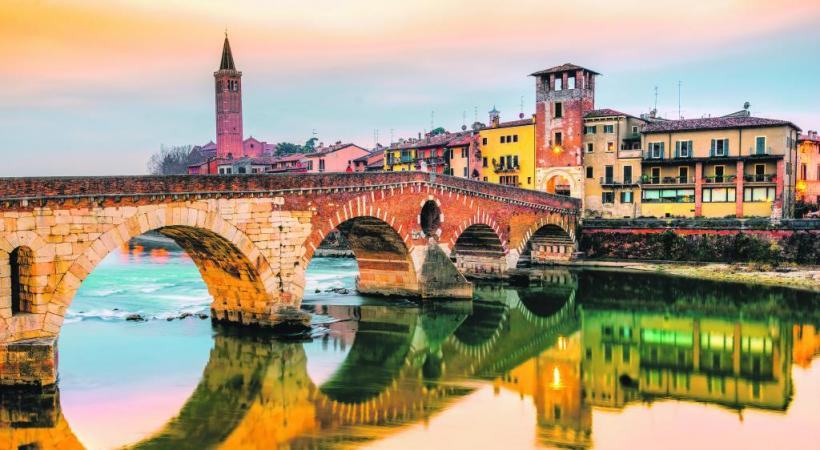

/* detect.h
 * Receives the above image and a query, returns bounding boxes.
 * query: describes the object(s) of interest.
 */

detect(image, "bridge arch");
[0,231,54,342]
[514,216,576,266]
[47,205,281,337]
[451,223,508,276]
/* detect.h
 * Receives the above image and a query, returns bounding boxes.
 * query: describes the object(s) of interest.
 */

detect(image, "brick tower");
[215,33,243,159]
[532,64,599,198]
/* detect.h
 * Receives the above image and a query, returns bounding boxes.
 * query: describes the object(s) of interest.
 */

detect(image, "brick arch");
[512,214,576,266]
[514,214,574,256]
[46,204,279,338]
[447,212,509,253]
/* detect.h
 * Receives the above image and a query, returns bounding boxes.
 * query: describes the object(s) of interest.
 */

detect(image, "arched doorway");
[546,175,572,196]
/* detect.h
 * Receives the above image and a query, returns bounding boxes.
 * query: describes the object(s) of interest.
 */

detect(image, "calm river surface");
[2,236,819,450]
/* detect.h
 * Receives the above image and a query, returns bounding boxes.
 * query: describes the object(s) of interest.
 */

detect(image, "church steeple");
[219,33,236,71]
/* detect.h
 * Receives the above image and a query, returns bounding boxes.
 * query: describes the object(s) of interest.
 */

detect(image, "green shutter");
[688,141,693,157]
[710,139,716,157]
[723,139,730,156]
[660,142,665,158]
[675,141,681,158]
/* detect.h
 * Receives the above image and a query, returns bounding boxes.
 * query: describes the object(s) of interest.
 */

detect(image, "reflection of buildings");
[793,324,820,368]
[581,309,793,412]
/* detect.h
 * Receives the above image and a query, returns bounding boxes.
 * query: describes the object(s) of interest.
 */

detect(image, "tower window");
[554,77,563,91]
[554,132,563,146]
[554,102,563,119]
[586,167,593,179]
[567,76,576,90]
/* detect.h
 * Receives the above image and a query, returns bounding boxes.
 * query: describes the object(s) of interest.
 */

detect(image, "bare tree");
[147,145,195,175]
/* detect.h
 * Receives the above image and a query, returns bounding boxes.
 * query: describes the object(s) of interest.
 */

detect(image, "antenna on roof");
[520,96,524,116]
[474,106,478,123]
[430,111,435,130]
[677,81,682,120]
[653,86,659,113]
[462,110,467,128]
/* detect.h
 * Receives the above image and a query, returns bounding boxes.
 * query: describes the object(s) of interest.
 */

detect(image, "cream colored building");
[582,109,645,218]
[639,114,801,218]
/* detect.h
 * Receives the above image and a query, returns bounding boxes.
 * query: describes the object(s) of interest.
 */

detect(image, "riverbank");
[558,259,820,292]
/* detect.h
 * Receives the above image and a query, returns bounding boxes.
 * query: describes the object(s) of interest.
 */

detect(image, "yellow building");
[639,113,801,218]
[796,131,820,206]
[582,109,645,218]
[383,144,416,172]
[477,109,537,189]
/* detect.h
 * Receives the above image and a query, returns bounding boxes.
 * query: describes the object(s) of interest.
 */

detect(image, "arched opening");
[452,224,507,275]
[519,224,574,266]
[304,215,417,301]
[420,200,441,238]
[9,246,33,315]
[546,175,572,196]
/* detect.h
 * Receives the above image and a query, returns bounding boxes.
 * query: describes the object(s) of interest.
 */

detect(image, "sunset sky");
[1,0,819,176]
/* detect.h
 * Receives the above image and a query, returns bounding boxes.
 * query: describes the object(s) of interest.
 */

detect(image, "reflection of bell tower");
[532,64,598,199]
[215,33,243,159]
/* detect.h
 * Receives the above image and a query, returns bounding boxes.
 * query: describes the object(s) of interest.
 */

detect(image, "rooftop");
[530,63,600,77]
[585,108,635,119]
[643,116,800,133]
[481,118,534,130]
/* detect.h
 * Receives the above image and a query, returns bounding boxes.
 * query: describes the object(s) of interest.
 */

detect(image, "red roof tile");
[643,116,800,133]
[585,109,635,119]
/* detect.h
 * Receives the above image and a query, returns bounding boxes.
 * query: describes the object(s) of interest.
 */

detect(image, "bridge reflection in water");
[1,270,818,450]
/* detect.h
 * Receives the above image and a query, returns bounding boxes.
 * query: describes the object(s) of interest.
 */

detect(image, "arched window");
[9,246,33,315]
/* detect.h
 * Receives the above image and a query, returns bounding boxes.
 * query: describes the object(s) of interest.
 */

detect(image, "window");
[483,176,488,181]
[604,165,614,184]
[584,125,597,134]
[650,167,661,184]
[512,155,519,168]
[799,164,806,180]
[623,166,633,184]
[554,102,563,118]
[676,140,693,158]
[603,125,614,133]
[755,164,766,181]
[586,166,594,179]
[714,165,725,182]
[631,125,639,134]
[461,147,468,158]
[743,187,776,202]
[602,192,615,204]
[711,138,729,157]
[319,159,325,172]
[702,187,736,203]
[586,143,594,153]
[482,157,488,168]
[513,135,518,143]
[10,246,33,315]
[218,167,225,174]
[623,346,631,363]
[463,167,468,177]
[238,167,246,174]
[607,141,614,152]
[500,136,505,144]
[554,77,563,91]
[554,132,563,146]
[649,142,664,159]
[567,76,576,89]
[620,191,633,203]
[527,177,532,185]
[678,167,689,183]
[755,136,766,155]
[482,138,488,145]
[642,188,695,203]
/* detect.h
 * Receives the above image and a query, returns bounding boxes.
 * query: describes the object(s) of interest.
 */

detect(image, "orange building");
[797,130,820,205]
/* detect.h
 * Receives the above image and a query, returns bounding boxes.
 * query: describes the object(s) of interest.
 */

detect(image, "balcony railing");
[703,175,737,184]
[599,177,637,186]
[748,146,773,156]
[640,176,695,185]
[399,156,414,163]
[744,173,776,182]
[494,164,520,173]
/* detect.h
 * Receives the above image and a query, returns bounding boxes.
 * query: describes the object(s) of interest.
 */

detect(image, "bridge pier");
[0,337,57,388]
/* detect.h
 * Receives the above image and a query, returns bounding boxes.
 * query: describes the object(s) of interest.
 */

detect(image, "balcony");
[599,177,638,187]
[640,175,695,185]
[747,146,773,156]
[399,155,414,164]
[744,173,777,183]
[703,175,737,184]
[494,164,520,173]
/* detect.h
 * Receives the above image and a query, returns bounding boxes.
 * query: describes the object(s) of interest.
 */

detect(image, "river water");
[2,236,819,450]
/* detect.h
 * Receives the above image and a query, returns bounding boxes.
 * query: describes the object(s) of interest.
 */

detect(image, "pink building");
[353,149,384,172]
[303,142,370,173]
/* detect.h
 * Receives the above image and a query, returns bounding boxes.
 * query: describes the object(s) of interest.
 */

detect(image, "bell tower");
[532,63,598,198]
[215,33,243,159]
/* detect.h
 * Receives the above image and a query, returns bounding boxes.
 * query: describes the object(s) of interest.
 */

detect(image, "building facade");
[476,112,536,189]
[446,134,481,180]
[582,109,645,218]
[797,131,820,205]
[304,142,370,173]
[640,116,801,218]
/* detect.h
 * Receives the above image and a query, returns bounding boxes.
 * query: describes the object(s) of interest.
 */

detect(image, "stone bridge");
[0,171,579,387]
